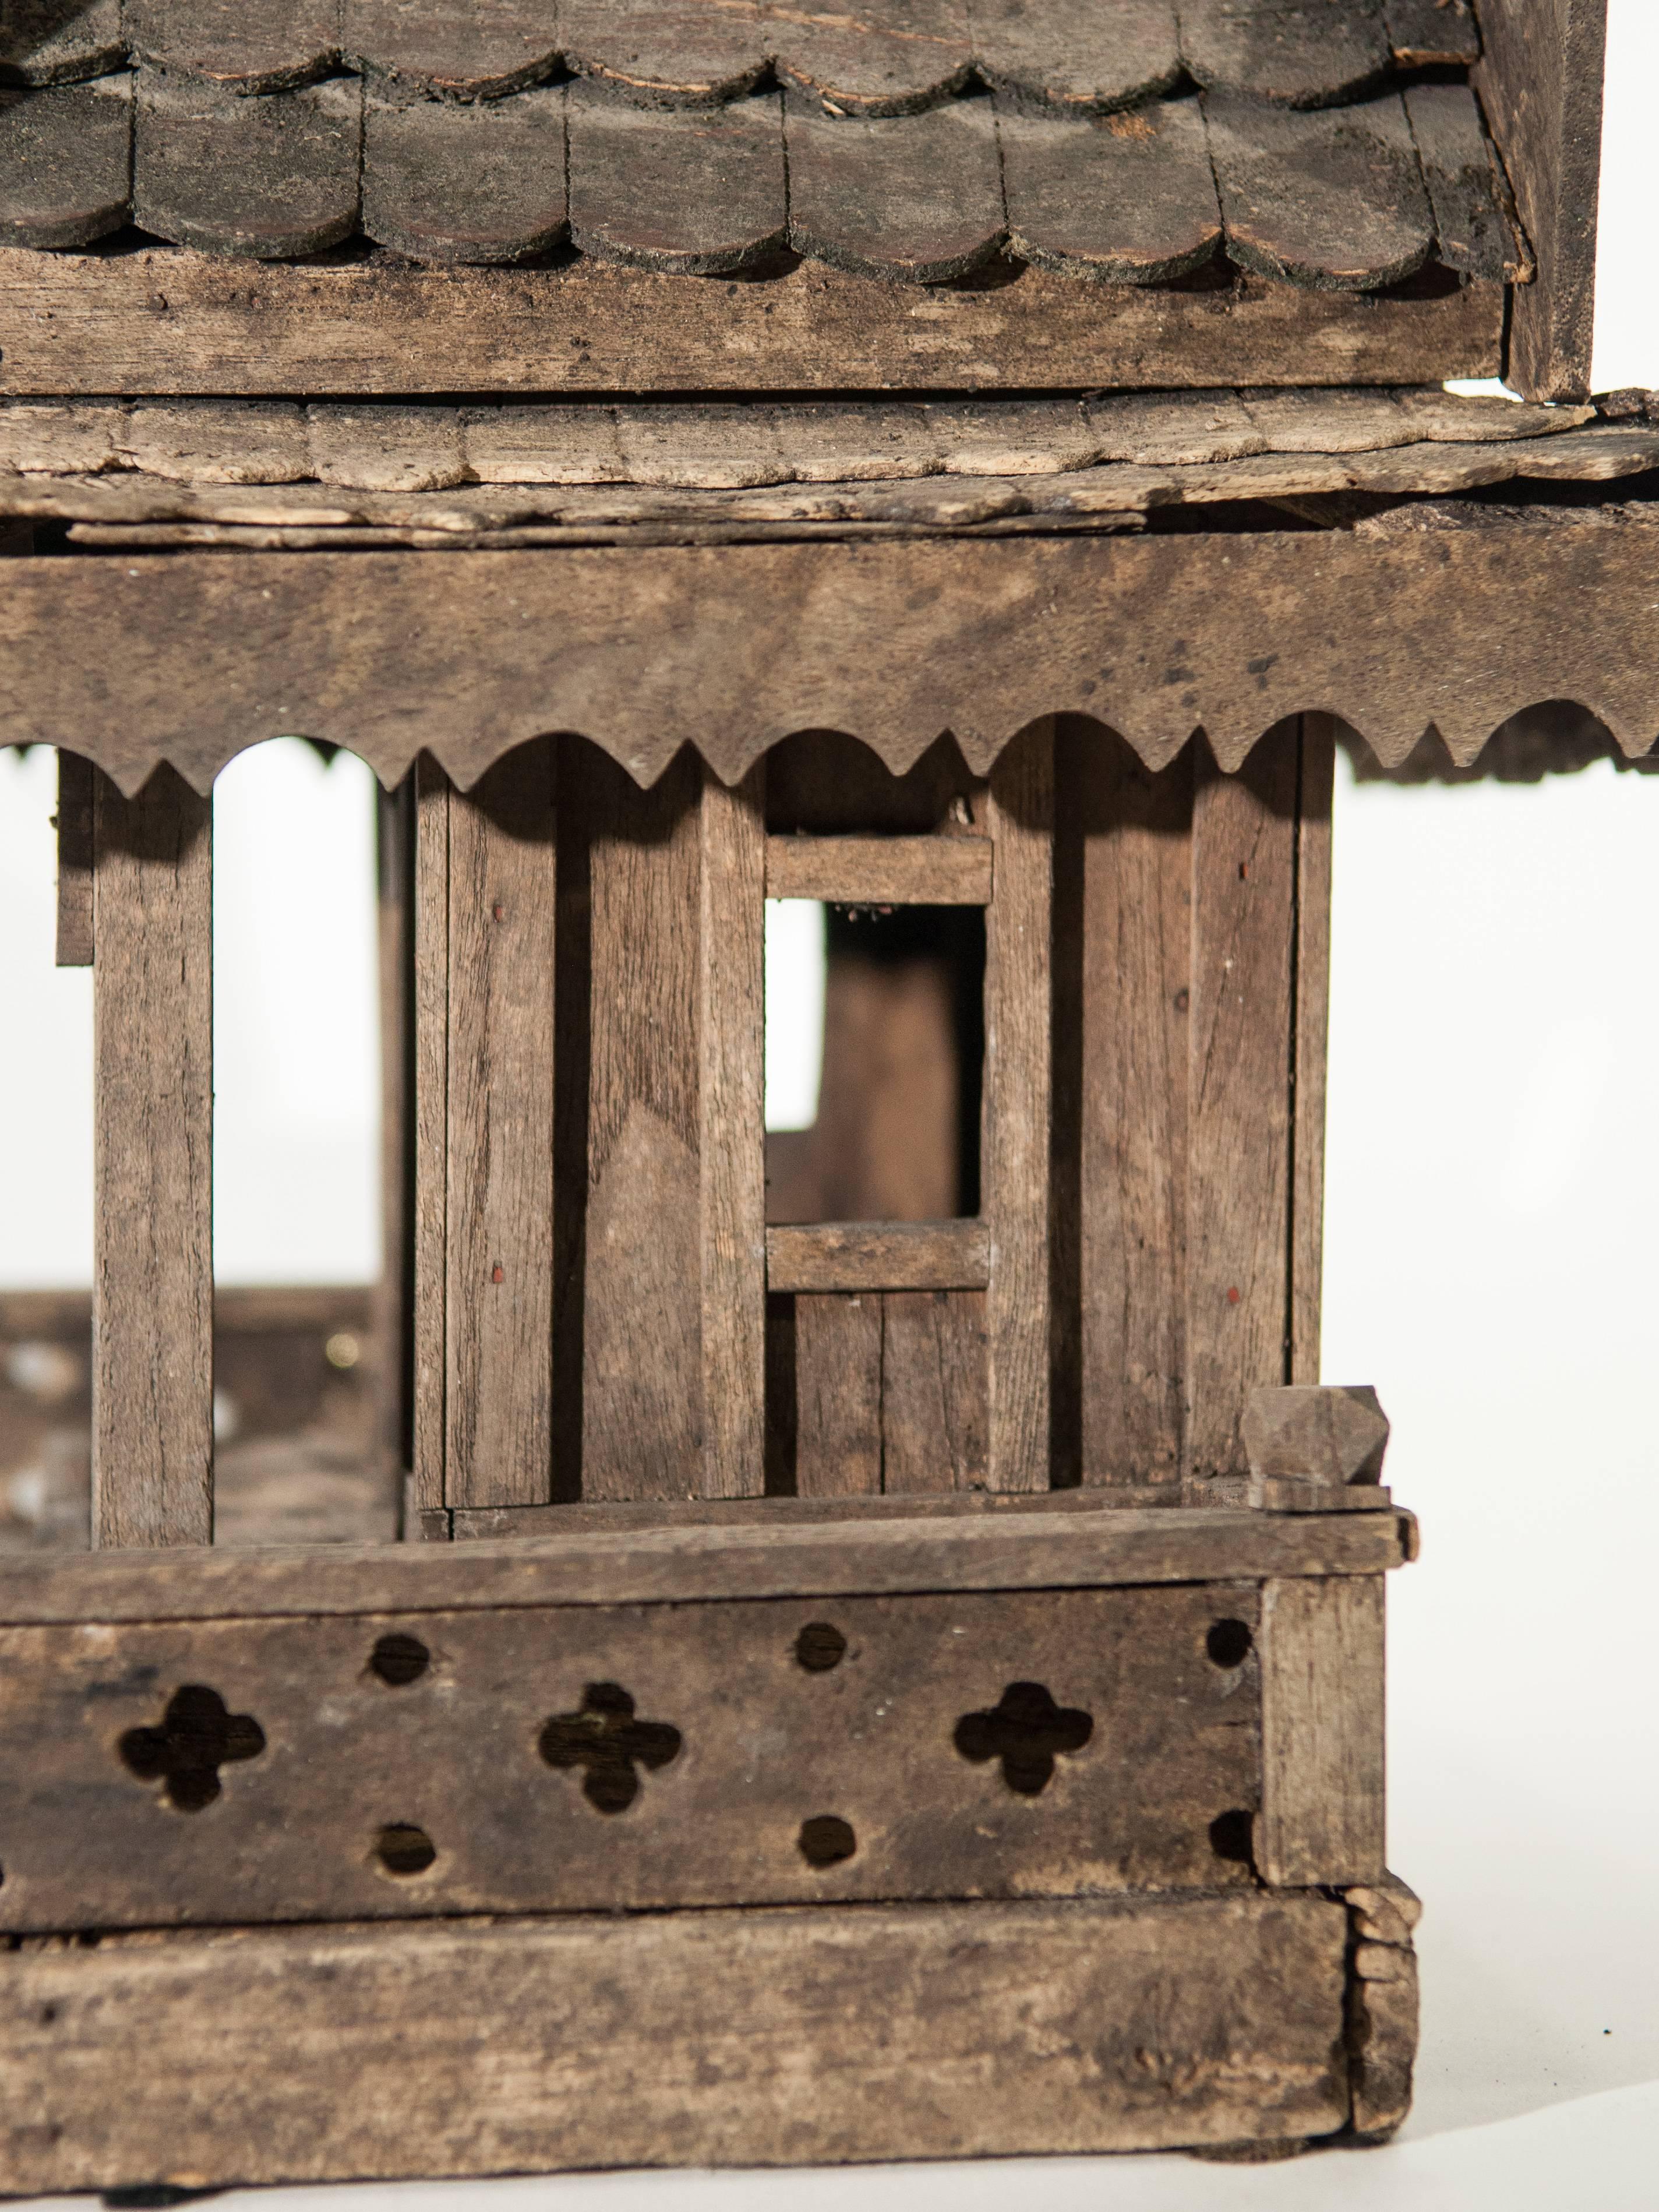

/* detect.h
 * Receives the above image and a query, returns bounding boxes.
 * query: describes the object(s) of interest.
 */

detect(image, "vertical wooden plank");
[880,1289,987,1494]
[373,773,415,1525]
[581,749,703,1502]
[410,755,449,1516]
[1076,734,1193,1487]
[983,719,1053,1491]
[444,741,557,1509]
[55,750,95,968]
[1185,730,1298,1487]
[795,1292,883,1497]
[1291,716,1335,1387]
[91,765,213,1548]
[698,761,766,1499]
[1259,1574,1386,1887]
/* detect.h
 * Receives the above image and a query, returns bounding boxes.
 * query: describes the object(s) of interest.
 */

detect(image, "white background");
[5,5,1659,2203]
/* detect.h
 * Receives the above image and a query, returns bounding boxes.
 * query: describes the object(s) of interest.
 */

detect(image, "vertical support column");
[698,761,767,1498]
[55,750,95,969]
[983,719,1053,1492]
[795,1294,884,1497]
[1291,715,1336,1385]
[444,742,557,1509]
[1259,1574,1386,1886]
[411,756,449,1518]
[373,773,415,1523]
[91,766,214,1548]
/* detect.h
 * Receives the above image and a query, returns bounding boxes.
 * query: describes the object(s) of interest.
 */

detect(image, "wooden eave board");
[8,511,1659,792]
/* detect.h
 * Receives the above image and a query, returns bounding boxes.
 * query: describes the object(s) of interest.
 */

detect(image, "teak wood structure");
[0,0,1646,2186]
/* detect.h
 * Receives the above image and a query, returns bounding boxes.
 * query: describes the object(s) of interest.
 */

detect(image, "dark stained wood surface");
[91,767,214,1550]
[794,1293,884,1496]
[1384,0,1480,68]
[975,0,1181,114]
[881,1288,987,1490]
[0,76,129,249]
[410,757,449,1515]
[133,72,361,258]
[343,0,561,100]
[0,1891,1351,2187]
[569,87,787,272]
[1259,1572,1386,1885]
[363,86,569,264]
[787,100,1003,281]
[1001,99,1222,283]
[559,0,771,107]
[1404,81,1520,282]
[54,747,94,968]
[1182,0,1389,108]
[0,0,124,86]
[126,0,339,94]
[768,1220,989,1294]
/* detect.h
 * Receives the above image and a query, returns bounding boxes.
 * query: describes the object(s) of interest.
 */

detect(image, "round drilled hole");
[794,1622,847,1673]
[1206,1618,1254,1670]
[1208,1809,1255,1866]
[375,1822,436,1877]
[799,1815,856,1868]
[370,1632,430,1687]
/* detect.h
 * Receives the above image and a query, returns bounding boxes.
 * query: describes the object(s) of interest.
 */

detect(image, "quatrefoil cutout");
[538,1682,682,1814]
[954,1680,1093,1797]
[119,1684,267,1812]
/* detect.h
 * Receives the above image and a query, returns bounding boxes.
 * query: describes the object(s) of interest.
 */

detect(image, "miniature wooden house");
[0,0,1647,2186]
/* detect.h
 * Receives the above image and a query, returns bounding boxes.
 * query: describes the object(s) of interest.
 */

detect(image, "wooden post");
[1291,715,1336,1385]
[91,766,214,1548]
[698,761,767,1499]
[1258,1574,1386,1886]
[983,719,1053,1492]
[55,750,95,969]
[411,755,450,1517]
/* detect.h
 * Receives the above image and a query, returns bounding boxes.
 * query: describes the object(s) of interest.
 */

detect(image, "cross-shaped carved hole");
[118,1685,267,1812]
[954,1681,1093,1797]
[538,1682,682,1814]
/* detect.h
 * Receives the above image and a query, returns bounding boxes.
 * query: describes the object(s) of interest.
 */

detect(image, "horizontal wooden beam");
[0,1891,1350,2188]
[765,834,991,905]
[0,247,1502,397]
[767,1218,989,1293]
[0,1503,1409,1626]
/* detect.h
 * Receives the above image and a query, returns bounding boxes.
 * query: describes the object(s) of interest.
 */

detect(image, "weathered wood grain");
[559,0,770,107]
[1404,80,1519,283]
[91,767,213,1550]
[0,0,124,87]
[1182,0,1390,108]
[363,86,569,264]
[1001,98,1222,283]
[1259,1573,1386,1886]
[0,245,1504,394]
[0,76,130,250]
[0,1890,1350,2188]
[771,0,972,116]
[444,743,557,1509]
[1475,0,1607,398]
[788,100,1004,281]
[699,762,767,1500]
[121,396,310,484]
[54,746,93,967]
[881,1288,987,1491]
[1185,733,1298,1486]
[374,773,414,1512]
[767,1219,989,1294]
[1385,0,1480,68]
[569,87,786,272]
[411,757,450,1515]
[126,0,340,94]
[1292,714,1335,1382]
[975,0,1181,115]
[343,0,560,100]
[133,72,361,259]
[983,721,1053,1491]
[794,1293,884,1496]
[764,832,992,904]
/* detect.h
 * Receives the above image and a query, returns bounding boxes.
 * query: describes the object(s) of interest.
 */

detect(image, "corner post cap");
[1243,1384,1390,1512]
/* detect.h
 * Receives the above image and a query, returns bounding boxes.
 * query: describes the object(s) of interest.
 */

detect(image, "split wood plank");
[54,748,93,967]
[0,1892,1350,2189]
[881,1287,987,1491]
[1259,1572,1386,1886]
[568,89,787,273]
[362,87,569,266]
[444,742,557,1509]
[1075,735,1192,1485]
[133,73,361,260]
[1474,0,1607,399]
[983,719,1053,1491]
[1403,81,1518,282]
[973,0,1181,114]
[0,0,124,87]
[787,101,1004,282]
[1185,732,1298,1486]
[767,1219,989,1294]
[793,1293,884,1497]
[1207,90,1436,291]
[0,77,130,251]
[699,762,767,1500]
[0,1504,1411,1624]
[342,0,562,100]
[125,0,340,96]
[764,833,992,905]
[579,749,705,1502]
[1000,99,1222,283]
[1292,714,1335,1384]
[0,246,1504,394]
[91,766,213,1550]
[1181,0,1390,108]
[411,757,450,1515]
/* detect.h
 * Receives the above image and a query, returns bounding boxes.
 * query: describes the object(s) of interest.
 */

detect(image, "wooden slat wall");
[91,765,214,1548]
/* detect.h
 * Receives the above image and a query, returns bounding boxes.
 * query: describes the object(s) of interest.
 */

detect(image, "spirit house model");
[0,0,1644,2186]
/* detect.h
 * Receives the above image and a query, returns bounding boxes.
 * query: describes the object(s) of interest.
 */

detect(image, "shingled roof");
[0,3,1521,288]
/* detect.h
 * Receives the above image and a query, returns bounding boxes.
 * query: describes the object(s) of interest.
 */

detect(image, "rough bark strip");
[0,1892,1350,2189]
[91,766,213,1549]
[1259,1574,1386,1886]
[411,756,450,1516]
[1078,736,1193,1485]
[983,719,1053,1490]
[1291,716,1335,1385]
[54,747,94,967]
[699,761,767,1500]
[1185,731,1298,1486]
[881,1288,987,1493]
[444,742,557,1509]
[794,1293,883,1497]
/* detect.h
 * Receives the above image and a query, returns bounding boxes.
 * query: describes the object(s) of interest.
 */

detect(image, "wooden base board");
[0,1889,1378,2189]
